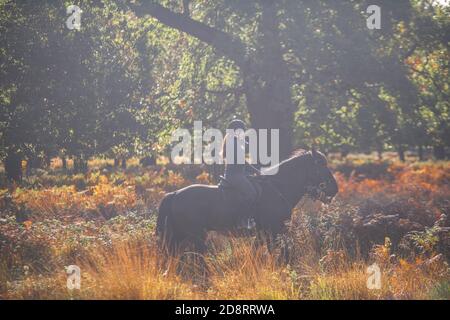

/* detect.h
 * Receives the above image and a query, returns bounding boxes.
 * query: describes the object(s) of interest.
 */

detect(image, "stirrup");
[238,218,256,230]
[219,175,228,183]
[247,218,256,230]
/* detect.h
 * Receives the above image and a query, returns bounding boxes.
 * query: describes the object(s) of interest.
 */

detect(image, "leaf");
[23,220,33,230]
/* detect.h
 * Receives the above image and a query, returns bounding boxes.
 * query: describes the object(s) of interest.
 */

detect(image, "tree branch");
[182,0,190,16]
[129,1,248,67]
[204,86,244,96]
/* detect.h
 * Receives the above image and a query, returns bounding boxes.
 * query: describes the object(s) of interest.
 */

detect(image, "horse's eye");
[319,182,326,190]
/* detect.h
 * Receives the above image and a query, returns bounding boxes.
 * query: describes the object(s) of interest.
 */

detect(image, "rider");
[221,118,258,207]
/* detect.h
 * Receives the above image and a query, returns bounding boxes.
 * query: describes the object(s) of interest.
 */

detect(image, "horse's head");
[304,149,338,204]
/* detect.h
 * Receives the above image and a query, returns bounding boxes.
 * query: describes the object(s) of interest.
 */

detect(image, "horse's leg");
[266,231,277,254]
[161,230,187,256]
[255,229,269,248]
[181,232,209,282]
[257,224,290,264]
[271,224,291,265]
[262,231,287,264]
[192,234,207,254]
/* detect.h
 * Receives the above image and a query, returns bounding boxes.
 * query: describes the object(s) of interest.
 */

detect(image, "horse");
[156,149,338,254]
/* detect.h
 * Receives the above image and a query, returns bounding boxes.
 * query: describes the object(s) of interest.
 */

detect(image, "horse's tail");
[156,192,176,249]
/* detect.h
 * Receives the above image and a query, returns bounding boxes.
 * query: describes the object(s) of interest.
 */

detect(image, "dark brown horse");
[156,149,338,254]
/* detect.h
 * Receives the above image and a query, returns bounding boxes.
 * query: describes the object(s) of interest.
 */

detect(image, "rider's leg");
[227,174,257,229]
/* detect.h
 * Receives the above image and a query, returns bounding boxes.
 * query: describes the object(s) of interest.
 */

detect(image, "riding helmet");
[227,119,246,130]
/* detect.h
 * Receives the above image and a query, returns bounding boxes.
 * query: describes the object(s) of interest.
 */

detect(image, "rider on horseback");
[221,119,259,228]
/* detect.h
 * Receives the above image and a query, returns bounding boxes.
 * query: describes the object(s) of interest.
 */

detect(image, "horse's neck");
[268,158,308,208]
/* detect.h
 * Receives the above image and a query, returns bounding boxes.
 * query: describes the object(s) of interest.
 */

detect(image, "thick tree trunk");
[5,151,22,183]
[244,1,294,161]
[245,88,294,161]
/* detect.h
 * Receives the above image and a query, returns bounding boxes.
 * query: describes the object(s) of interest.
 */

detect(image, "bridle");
[305,156,333,203]
[306,183,328,202]
[247,155,333,209]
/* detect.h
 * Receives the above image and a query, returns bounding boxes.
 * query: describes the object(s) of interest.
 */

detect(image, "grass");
[0,156,449,300]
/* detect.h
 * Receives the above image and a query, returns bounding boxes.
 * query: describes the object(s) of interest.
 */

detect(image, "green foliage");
[428,280,450,300]
[0,0,449,175]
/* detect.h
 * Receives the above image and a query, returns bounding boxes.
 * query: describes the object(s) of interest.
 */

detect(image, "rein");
[247,163,296,211]
[266,179,296,210]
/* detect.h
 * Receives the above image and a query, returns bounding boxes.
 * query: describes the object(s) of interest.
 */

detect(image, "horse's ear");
[311,143,318,157]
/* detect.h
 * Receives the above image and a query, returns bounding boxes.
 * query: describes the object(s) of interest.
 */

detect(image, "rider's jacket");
[222,132,246,178]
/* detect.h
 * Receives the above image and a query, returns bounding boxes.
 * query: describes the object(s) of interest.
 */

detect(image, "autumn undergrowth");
[1,156,449,300]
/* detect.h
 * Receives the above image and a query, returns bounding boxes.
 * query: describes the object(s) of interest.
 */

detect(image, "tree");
[124,0,445,160]
[125,1,295,159]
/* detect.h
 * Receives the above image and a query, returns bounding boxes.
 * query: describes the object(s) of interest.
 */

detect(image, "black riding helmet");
[227,119,246,131]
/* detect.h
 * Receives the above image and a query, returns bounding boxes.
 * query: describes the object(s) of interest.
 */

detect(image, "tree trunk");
[74,156,88,174]
[114,158,120,167]
[418,145,424,161]
[26,154,41,176]
[5,151,22,183]
[42,152,51,169]
[121,158,127,170]
[377,150,383,161]
[73,157,79,173]
[397,145,405,162]
[433,145,445,160]
[341,149,349,159]
[245,86,294,162]
[62,157,67,170]
[376,142,383,160]
[244,1,294,161]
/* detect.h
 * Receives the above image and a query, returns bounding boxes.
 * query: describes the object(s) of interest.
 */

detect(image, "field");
[1,154,449,300]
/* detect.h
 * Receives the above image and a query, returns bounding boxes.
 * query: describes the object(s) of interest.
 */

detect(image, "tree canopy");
[1,0,449,181]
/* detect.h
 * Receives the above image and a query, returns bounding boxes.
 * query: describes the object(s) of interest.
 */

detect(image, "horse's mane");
[260,148,311,176]
[289,148,310,159]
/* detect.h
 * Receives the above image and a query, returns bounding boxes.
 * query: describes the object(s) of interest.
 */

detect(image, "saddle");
[218,175,262,207]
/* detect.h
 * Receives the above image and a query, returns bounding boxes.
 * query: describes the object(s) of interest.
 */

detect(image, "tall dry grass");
[3,234,448,300]
[1,158,449,300]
